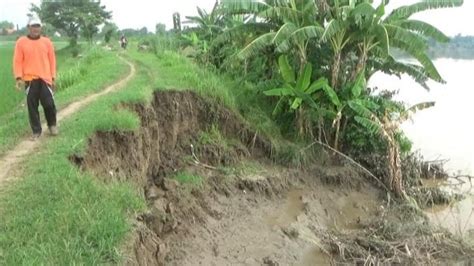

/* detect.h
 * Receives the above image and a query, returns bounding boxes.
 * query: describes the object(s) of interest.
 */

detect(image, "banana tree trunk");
[351,51,367,81]
[297,107,304,137]
[331,51,341,89]
[338,117,348,151]
[333,119,341,150]
[388,136,404,198]
[298,46,308,75]
[318,117,322,142]
[296,107,313,139]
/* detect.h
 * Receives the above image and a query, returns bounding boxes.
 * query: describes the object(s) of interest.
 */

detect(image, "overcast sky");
[1,0,472,36]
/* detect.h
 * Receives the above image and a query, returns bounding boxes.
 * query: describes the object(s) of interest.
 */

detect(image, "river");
[369,58,474,237]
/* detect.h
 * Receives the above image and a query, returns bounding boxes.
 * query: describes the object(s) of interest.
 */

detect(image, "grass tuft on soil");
[172,172,204,186]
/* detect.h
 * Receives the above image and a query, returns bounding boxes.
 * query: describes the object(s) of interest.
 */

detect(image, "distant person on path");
[120,34,128,49]
[13,16,58,140]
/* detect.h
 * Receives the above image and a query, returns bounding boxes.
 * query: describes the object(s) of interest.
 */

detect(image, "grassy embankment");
[0,44,145,264]
[0,41,283,263]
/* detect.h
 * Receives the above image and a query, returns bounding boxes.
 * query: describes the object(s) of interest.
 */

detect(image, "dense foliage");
[171,0,463,197]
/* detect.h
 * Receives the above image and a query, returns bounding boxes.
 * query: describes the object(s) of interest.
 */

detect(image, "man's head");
[27,16,42,38]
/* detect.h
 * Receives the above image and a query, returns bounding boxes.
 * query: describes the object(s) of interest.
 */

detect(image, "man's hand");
[51,79,56,92]
[15,79,25,91]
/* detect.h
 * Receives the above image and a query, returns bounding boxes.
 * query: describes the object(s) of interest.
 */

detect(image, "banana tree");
[221,0,325,73]
[351,99,435,198]
[264,55,333,137]
[317,70,377,150]
[319,0,461,150]
[218,0,462,146]
[353,0,462,84]
[184,1,224,41]
[320,0,354,89]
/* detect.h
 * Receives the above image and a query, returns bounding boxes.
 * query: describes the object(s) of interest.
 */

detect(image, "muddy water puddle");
[424,177,474,236]
[265,189,377,230]
[332,192,375,230]
[422,178,448,188]
[301,247,332,266]
[264,189,333,265]
[262,189,379,265]
[265,190,306,227]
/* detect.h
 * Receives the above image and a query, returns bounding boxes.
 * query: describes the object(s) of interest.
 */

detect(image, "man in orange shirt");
[13,16,58,140]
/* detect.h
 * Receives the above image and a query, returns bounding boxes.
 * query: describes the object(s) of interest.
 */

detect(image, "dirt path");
[0,56,135,190]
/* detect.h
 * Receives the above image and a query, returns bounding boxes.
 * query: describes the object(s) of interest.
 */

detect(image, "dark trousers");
[26,79,57,134]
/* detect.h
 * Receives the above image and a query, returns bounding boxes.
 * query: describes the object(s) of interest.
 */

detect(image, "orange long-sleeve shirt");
[13,36,56,85]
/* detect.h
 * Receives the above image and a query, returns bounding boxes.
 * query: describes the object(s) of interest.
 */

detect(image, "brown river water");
[370,58,474,237]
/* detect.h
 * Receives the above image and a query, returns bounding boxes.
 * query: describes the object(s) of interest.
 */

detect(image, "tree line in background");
[0,21,15,35]
[428,35,474,59]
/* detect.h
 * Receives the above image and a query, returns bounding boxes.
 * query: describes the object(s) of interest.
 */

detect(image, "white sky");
[0,0,472,36]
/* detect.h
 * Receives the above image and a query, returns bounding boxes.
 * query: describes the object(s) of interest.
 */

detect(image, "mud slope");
[78,90,460,265]
[75,90,271,185]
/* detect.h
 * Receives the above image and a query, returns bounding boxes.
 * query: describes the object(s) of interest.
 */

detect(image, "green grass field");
[0,87,147,263]
[0,45,145,264]
[0,44,21,117]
